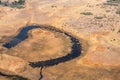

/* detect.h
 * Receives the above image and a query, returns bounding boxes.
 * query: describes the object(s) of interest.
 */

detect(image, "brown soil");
[5,28,72,62]
[0,0,120,80]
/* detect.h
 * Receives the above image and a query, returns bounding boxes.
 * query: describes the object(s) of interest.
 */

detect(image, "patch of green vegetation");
[80,12,93,15]
[18,0,25,4]
[94,16,103,19]
[0,0,25,8]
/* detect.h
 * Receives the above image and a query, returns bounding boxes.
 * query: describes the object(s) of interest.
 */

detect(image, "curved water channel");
[2,25,82,80]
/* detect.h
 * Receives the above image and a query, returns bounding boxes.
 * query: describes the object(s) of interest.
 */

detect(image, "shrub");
[80,12,93,15]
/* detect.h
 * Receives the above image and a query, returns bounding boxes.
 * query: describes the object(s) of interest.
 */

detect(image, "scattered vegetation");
[0,0,25,8]
[107,0,120,2]
[104,0,120,6]
[80,12,93,15]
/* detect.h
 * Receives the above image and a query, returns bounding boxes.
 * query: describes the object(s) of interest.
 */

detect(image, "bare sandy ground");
[0,0,120,80]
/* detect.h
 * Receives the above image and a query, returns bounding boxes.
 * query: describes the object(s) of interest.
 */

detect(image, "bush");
[80,12,93,15]
[94,16,103,19]
[0,0,25,8]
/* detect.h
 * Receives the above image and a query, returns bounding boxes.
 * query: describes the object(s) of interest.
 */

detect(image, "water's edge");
[2,25,82,80]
